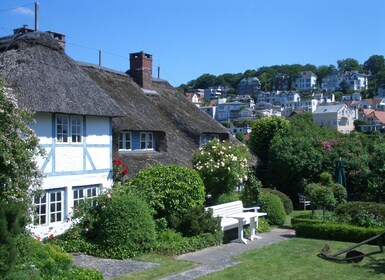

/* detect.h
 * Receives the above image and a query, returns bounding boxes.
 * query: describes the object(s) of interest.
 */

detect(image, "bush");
[336,201,385,228]
[261,188,293,214]
[153,231,223,255]
[258,192,286,226]
[215,191,240,205]
[127,164,205,225]
[170,206,221,237]
[292,218,384,244]
[257,217,271,233]
[9,235,103,280]
[192,138,251,203]
[56,192,156,259]
[91,192,156,258]
[240,173,261,206]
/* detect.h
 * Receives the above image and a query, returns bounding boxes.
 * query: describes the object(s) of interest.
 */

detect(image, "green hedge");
[258,192,286,226]
[336,201,385,227]
[292,217,384,244]
[261,188,293,214]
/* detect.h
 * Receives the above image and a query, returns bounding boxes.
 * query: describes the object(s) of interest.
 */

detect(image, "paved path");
[160,227,295,280]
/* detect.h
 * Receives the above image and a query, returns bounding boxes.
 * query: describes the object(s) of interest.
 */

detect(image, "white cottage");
[0,28,125,239]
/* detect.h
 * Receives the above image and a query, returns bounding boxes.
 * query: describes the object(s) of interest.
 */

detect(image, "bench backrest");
[205,200,244,218]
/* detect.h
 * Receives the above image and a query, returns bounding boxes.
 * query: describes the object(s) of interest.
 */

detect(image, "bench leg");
[249,217,262,240]
[231,218,248,244]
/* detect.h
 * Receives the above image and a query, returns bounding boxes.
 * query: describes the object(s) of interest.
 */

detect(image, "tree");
[0,82,44,202]
[249,116,290,165]
[363,55,385,75]
[339,80,350,94]
[337,58,360,72]
[0,81,44,276]
[192,138,251,204]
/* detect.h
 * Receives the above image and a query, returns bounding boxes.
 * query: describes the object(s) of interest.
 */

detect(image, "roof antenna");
[35,0,39,31]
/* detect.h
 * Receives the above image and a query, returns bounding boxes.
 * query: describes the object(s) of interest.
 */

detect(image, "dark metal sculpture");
[318,232,385,263]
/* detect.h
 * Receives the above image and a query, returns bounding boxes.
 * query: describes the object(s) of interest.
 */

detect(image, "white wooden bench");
[298,193,311,210]
[205,200,267,243]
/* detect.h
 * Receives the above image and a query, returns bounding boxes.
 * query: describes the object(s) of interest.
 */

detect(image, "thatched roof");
[81,63,231,177]
[0,31,125,117]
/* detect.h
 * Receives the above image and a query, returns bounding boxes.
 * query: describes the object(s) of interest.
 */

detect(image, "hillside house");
[359,110,385,132]
[0,29,125,239]
[312,104,355,133]
[293,71,317,91]
[321,71,368,92]
[237,77,261,96]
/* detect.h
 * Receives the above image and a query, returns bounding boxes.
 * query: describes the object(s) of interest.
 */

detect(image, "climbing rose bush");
[192,138,251,203]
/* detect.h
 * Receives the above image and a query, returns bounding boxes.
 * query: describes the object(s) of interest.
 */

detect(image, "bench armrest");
[243,206,260,212]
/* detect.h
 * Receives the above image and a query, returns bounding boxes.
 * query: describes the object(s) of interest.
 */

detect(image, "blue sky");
[1,0,385,87]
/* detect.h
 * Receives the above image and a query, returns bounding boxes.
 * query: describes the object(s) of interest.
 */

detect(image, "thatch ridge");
[0,32,125,117]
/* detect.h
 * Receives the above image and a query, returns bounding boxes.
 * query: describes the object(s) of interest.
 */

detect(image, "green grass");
[201,238,385,280]
[112,253,197,280]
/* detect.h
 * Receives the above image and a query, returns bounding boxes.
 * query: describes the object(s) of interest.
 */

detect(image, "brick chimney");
[129,51,153,89]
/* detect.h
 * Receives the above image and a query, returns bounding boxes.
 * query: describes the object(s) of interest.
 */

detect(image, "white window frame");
[73,185,100,210]
[33,188,65,225]
[56,114,83,144]
[140,132,154,150]
[56,114,69,143]
[71,115,82,143]
[119,132,132,150]
[200,134,219,147]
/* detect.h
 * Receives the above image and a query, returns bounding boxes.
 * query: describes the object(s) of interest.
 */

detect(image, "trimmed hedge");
[292,217,384,244]
[258,192,286,226]
[261,188,293,214]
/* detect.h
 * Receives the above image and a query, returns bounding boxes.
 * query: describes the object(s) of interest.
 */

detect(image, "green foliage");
[170,206,221,237]
[261,188,293,214]
[336,201,385,228]
[127,164,205,225]
[56,192,156,259]
[258,192,286,226]
[292,218,384,244]
[0,81,44,203]
[215,191,240,205]
[240,173,262,206]
[305,183,336,211]
[235,132,245,143]
[257,217,271,233]
[249,116,290,165]
[92,192,156,259]
[331,184,347,205]
[7,235,102,280]
[0,202,29,277]
[153,230,223,256]
[192,138,251,203]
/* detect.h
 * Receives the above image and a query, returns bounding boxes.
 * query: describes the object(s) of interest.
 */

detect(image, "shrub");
[292,218,384,244]
[257,217,271,233]
[153,231,223,255]
[10,235,103,280]
[258,192,286,226]
[332,183,347,205]
[91,192,156,258]
[192,138,251,203]
[127,164,205,225]
[170,206,221,237]
[336,201,385,228]
[215,191,240,205]
[240,173,262,206]
[305,183,336,211]
[260,188,293,214]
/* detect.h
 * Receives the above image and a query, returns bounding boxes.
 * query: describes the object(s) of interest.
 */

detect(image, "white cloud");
[12,7,34,16]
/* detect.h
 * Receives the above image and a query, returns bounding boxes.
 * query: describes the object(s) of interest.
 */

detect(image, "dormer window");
[200,133,219,147]
[119,132,132,150]
[140,132,153,150]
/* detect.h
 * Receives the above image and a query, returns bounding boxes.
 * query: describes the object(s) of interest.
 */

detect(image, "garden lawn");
[200,237,385,280]
[113,253,197,280]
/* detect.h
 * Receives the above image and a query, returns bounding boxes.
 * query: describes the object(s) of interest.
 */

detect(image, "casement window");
[56,114,82,143]
[140,132,153,150]
[200,134,219,147]
[73,185,100,209]
[119,132,132,150]
[33,189,65,225]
